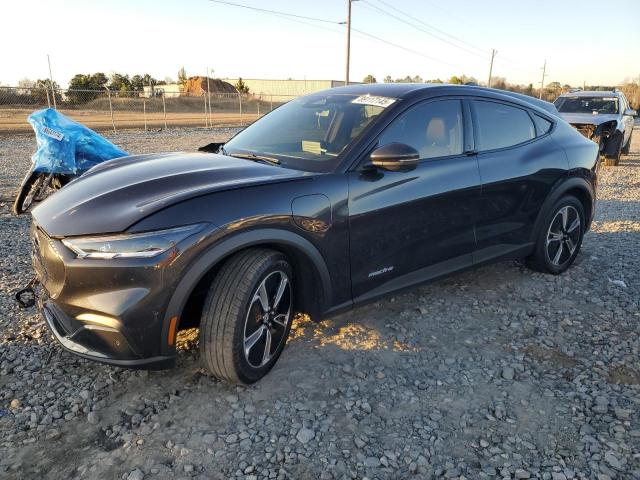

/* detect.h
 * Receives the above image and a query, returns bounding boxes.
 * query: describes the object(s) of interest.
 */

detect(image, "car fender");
[160,227,333,354]
[530,176,595,243]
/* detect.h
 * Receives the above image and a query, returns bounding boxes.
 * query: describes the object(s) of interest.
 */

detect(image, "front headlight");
[596,120,617,137]
[62,224,206,259]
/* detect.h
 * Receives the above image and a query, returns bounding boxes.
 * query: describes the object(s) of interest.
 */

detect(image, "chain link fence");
[0,86,297,134]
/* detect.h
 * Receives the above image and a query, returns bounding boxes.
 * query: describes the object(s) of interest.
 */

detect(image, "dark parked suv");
[30,84,599,383]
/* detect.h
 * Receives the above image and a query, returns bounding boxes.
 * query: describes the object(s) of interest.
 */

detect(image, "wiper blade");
[229,152,280,165]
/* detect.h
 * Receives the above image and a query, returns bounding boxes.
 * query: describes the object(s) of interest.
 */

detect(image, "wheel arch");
[160,228,332,354]
[531,176,595,243]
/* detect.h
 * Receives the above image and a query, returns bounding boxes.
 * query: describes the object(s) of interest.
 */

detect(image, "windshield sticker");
[603,97,617,101]
[42,126,64,141]
[302,140,322,155]
[352,95,396,108]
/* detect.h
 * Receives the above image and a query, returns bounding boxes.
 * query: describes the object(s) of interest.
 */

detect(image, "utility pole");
[345,0,352,86]
[206,68,212,128]
[539,60,547,99]
[487,49,496,88]
[47,54,57,109]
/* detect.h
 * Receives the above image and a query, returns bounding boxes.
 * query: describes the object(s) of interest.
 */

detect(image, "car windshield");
[555,96,619,114]
[223,93,393,172]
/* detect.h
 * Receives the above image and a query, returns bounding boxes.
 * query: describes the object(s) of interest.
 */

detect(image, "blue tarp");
[28,108,128,174]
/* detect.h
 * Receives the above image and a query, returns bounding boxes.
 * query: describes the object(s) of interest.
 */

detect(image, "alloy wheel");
[243,270,292,368]
[546,205,581,266]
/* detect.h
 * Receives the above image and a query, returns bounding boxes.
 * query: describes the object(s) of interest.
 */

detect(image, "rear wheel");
[200,249,294,384]
[527,196,585,274]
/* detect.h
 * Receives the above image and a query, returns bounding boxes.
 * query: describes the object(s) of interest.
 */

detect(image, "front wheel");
[200,249,294,384]
[527,196,585,274]
[604,156,620,167]
[603,135,623,166]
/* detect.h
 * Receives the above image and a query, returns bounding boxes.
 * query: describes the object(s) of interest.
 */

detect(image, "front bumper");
[30,222,216,369]
[39,296,174,369]
[570,121,622,157]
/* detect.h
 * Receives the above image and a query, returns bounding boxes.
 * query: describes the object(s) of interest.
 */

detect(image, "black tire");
[527,196,585,275]
[621,132,632,155]
[200,248,294,384]
[12,171,48,215]
[604,136,623,166]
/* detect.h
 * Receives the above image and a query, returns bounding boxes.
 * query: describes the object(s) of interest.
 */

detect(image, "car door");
[470,98,567,263]
[347,98,481,301]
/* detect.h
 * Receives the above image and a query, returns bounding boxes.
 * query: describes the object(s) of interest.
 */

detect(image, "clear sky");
[1,0,638,88]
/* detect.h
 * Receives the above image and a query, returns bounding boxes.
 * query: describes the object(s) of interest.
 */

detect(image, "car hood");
[32,152,310,237]
[558,112,619,126]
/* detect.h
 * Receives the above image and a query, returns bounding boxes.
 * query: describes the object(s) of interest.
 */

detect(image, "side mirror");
[370,143,419,171]
[624,108,637,117]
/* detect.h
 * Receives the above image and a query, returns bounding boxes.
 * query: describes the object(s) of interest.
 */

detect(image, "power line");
[207,0,346,37]
[207,0,457,70]
[269,11,345,35]
[207,0,341,24]
[350,26,457,68]
[367,0,540,78]
[365,0,491,57]
[207,0,542,85]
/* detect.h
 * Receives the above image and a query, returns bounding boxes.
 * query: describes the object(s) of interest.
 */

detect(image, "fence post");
[143,97,147,131]
[105,87,116,133]
[162,91,167,130]
[210,93,214,128]
[204,93,208,128]
[238,92,243,126]
[207,89,212,128]
[270,94,273,112]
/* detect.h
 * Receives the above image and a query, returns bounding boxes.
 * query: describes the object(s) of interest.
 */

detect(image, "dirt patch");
[523,344,579,368]
[607,364,640,385]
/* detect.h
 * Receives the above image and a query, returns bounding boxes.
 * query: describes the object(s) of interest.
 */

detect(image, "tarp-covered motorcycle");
[13,108,127,214]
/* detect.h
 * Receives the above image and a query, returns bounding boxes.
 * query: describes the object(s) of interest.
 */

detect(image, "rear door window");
[472,100,535,151]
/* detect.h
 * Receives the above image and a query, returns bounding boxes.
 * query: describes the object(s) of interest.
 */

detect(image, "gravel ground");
[0,127,639,480]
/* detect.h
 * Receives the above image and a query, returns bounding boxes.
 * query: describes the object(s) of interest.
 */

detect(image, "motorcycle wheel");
[12,172,51,215]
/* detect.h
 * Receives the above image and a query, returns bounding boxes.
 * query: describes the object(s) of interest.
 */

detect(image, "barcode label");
[42,127,64,141]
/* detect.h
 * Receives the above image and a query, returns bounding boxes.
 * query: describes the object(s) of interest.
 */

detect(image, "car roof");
[558,90,621,98]
[326,82,441,97]
[324,83,559,115]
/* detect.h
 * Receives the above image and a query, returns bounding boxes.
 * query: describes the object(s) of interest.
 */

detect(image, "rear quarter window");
[473,100,536,151]
[532,114,553,136]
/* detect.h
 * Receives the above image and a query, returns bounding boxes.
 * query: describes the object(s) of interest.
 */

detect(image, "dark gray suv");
[30,84,599,384]
[554,90,636,166]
